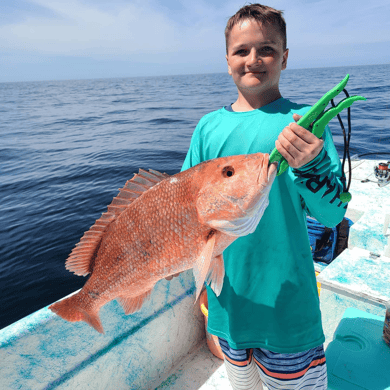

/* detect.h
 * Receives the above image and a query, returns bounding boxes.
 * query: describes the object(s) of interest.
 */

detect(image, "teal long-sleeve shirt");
[181,98,347,353]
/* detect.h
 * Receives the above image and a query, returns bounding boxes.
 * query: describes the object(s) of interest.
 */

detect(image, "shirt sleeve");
[291,125,347,228]
[181,122,202,172]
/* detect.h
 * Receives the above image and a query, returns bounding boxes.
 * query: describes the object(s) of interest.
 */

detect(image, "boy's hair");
[225,3,287,53]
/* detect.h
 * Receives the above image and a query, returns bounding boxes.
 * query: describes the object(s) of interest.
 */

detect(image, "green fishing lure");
[269,74,366,203]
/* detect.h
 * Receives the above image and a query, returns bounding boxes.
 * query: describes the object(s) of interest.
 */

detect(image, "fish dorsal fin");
[193,232,216,303]
[65,169,169,276]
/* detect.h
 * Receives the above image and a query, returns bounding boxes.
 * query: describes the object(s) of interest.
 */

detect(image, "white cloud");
[0,0,229,57]
[0,0,173,55]
[2,0,389,57]
[0,0,389,82]
[285,0,390,46]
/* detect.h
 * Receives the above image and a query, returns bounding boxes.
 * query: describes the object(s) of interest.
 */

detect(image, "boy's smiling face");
[226,19,288,108]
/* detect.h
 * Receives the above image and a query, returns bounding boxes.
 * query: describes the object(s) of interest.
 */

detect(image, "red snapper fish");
[49,153,277,333]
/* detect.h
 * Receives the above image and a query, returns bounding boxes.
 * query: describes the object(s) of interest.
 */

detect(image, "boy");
[181,4,346,389]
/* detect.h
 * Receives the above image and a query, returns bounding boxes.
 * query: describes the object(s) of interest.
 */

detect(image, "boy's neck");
[231,89,282,112]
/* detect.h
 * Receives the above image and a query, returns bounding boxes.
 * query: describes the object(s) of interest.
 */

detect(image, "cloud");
[2,0,389,56]
[0,0,229,57]
[0,0,173,55]
[285,0,390,46]
[0,0,389,82]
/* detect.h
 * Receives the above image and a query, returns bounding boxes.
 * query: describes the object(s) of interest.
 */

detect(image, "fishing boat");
[1,158,389,390]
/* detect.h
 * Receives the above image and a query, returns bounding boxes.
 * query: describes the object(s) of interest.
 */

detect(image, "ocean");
[1,64,389,330]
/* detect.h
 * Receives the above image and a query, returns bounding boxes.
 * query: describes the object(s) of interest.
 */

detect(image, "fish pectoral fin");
[193,232,216,303]
[118,289,153,315]
[205,254,225,297]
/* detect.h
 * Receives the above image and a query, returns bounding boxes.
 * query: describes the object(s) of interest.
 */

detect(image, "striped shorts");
[218,337,327,390]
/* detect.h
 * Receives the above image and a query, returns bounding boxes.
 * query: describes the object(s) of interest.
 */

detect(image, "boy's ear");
[282,49,289,70]
[226,55,232,75]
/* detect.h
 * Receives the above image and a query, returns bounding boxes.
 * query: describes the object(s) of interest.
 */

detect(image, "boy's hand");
[275,114,324,169]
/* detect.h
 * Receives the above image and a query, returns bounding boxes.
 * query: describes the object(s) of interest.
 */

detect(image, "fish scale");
[49,153,277,333]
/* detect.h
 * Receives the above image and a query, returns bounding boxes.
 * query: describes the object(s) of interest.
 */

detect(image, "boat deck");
[1,158,389,390]
[156,343,227,390]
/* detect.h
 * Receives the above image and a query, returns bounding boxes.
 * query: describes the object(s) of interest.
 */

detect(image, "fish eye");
[222,166,235,178]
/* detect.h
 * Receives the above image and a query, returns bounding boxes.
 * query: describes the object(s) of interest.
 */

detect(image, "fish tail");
[49,294,104,334]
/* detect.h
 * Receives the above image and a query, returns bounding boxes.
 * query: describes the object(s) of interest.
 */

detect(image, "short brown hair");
[225,3,287,53]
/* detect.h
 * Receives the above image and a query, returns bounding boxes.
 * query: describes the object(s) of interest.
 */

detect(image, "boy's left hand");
[275,114,324,169]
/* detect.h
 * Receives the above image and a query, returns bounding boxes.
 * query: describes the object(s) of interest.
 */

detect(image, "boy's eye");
[234,47,274,56]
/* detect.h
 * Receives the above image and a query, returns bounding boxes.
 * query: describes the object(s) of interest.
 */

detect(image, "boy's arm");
[276,114,347,227]
[291,125,347,227]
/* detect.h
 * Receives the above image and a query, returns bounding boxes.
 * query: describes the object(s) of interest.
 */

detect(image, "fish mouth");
[257,159,277,185]
[267,162,278,182]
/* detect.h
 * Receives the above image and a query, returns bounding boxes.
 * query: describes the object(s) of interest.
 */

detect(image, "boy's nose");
[248,49,262,66]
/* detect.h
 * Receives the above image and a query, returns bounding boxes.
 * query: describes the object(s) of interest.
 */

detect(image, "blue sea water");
[1,64,389,330]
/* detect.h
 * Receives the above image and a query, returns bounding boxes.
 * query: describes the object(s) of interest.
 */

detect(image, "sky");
[1,0,389,82]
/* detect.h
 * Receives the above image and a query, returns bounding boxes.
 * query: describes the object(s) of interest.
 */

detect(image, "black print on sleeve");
[297,172,346,209]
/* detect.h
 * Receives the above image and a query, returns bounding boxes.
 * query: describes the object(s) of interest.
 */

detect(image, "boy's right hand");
[275,114,324,170]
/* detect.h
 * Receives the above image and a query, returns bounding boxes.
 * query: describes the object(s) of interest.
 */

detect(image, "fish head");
[196,153,277,236]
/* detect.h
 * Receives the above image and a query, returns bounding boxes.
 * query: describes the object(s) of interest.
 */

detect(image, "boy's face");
[226,19,288,100]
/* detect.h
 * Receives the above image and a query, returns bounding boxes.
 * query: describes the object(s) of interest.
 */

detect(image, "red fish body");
[49,153,277,333]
